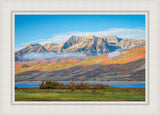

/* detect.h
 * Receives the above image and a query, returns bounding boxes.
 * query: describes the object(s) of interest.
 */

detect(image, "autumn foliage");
[15,48,145,74]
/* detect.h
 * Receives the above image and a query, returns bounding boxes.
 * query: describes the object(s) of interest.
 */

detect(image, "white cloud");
[40,28,145,44]
[22,52,87,59]
[15,42,31,51]
[15,28,145,51]
[108,49,121,58]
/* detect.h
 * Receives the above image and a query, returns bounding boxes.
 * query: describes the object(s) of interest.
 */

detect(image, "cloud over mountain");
[22,52,87,60]
[108,49,121,58]
[15,28,145,51]
[15,34,145,61]
[39,28,145,44]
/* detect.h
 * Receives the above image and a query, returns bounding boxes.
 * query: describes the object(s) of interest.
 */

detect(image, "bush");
[40,81,111,90]
[40,81,61,89]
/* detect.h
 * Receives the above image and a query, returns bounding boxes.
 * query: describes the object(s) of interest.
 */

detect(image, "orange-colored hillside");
[15,48,145,74]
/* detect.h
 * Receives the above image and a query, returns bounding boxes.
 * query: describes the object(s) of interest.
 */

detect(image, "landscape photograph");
[14,14,146,101]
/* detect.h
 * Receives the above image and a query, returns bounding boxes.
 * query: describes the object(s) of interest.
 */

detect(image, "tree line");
[40,81,114,91]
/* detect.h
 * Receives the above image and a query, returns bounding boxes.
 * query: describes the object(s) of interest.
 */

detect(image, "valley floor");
[15,88,145,101]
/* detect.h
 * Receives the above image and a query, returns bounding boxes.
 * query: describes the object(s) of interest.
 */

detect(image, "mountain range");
[15,35,145,82]
[15,35,145,61]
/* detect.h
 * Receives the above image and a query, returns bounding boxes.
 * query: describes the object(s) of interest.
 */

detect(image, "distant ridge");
[15,35,145,61]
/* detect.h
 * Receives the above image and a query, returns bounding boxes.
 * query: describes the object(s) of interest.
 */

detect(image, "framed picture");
[12,11,148,104]
[0,0,160,116]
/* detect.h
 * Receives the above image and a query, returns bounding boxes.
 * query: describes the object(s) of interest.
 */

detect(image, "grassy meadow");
[15,87,145,101]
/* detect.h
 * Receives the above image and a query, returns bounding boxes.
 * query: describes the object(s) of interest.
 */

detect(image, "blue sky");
[15,14,145,50]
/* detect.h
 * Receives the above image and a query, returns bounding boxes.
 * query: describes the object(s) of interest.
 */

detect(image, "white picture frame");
[11,11,148,105]
[0,0,160,116]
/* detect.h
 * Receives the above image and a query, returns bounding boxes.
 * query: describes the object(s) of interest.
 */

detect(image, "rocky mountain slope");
[15,44,48,61]
[15,35,145,61]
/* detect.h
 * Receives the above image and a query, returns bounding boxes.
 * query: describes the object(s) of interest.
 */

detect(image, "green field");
[15,88,145,101]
